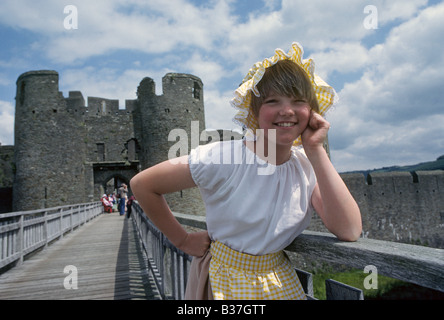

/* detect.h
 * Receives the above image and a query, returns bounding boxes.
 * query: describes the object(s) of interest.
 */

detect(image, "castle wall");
[65,91,140,200]
[0,146,14,213]
[0,146,14,188]
[83,97,135,163]
[308,170,444,248]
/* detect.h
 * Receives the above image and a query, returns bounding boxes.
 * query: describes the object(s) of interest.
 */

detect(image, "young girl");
[130,42,362,300]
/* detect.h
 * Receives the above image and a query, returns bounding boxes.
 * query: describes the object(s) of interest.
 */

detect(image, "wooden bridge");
[1,201,443,300]
[0,203,160,300]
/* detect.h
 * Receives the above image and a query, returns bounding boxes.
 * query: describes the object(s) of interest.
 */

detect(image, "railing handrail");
[0,202,102,219]
[0,202,103,270]
[132,203,191,300]
[172,211,444,293]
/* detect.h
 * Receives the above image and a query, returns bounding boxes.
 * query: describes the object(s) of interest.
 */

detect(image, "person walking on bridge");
[118,183,128,216]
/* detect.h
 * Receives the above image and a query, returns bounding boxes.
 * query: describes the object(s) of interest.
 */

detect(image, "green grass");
[311,268,444,300]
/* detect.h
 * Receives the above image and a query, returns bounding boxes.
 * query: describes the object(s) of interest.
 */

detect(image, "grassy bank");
[311,268,444,300]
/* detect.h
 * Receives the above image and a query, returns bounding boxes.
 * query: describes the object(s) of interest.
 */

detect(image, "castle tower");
[134,73,206,215]
[135,73,205,169]
[13,71,87,211]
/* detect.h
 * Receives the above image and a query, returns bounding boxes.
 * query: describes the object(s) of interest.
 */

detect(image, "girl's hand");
[301,110,330,153]
[177,231,211,257]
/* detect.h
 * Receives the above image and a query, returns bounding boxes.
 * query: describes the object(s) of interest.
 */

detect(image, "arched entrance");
[93,161,138,200]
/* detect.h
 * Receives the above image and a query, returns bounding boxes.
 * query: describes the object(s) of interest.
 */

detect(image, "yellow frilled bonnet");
[231,42,338,146]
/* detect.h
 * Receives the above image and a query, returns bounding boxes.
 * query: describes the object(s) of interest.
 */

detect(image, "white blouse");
[188,139,317,255]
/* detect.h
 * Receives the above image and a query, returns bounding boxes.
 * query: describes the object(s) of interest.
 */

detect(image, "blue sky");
[0,0,443,172]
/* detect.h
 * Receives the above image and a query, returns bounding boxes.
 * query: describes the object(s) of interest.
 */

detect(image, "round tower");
[136,73,205,169]
[13,70,86,211]
[135,73,206,215]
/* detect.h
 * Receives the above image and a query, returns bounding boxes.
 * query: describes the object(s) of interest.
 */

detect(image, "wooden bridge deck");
[0,213,161,300]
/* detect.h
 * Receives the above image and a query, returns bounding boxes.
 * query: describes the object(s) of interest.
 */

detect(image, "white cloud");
[0,0,62,32]
[0,101,14,146]
[328,1,444,171]
[219,0,430,83]
[309,42,370,80]
[184,53,226,88]
[377,0,428,24]
[0,0,237,64]
[203,89,237,131]
[330,113,444,172]
[340,2,444,123]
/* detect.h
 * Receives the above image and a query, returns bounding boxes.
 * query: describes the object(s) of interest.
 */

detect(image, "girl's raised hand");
[301,110,330,153]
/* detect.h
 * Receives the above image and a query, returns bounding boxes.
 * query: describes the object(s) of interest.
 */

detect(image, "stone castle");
[0,70,443,249]
[2,70,231,216]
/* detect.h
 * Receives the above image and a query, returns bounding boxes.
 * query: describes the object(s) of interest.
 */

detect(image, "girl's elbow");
[129,173,144,196]
[130,171,160,198]
[337,230,361,242]
[337,221,362,242]
[342,207,362,241]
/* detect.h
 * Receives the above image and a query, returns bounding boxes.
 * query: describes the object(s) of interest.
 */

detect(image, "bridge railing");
[0,202,103,271]
[132,202,191,300]
[132,202,444,300]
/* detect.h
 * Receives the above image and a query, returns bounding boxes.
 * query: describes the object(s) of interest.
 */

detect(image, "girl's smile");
[257,93,311,147]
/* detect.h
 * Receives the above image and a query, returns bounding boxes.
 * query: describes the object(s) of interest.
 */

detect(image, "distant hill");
[343,155,444,176]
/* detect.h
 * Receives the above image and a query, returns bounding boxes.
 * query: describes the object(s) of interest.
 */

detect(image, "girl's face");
[257,92,311,147]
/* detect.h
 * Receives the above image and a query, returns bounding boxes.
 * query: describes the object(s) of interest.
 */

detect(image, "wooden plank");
[294,268,315,299]
[325,279,364,300]
[0,214,160,300]
[0,253,20,269]
[285,230,444,293]
[0,222,20,233]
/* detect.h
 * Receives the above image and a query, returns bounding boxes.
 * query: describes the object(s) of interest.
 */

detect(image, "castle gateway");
[11,70,209,215]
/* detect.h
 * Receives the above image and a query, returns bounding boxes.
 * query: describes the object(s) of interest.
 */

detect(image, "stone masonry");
[9,70,218,216]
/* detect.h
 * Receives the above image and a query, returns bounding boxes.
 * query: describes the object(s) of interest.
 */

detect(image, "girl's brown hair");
[250,60,320,116]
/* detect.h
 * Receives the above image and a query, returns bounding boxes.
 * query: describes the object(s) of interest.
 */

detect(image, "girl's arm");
[302,112,362,241]
[130,156,210,256]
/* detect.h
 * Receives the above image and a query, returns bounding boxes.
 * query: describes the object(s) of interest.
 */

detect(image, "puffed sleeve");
[188,141,227,190]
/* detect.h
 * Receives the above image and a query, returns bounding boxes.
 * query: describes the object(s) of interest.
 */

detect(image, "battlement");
[64,73,203,118]
[137,73,203,100]
[15,70,204,120]
[65,91,137,117]
[340,170,444,190]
